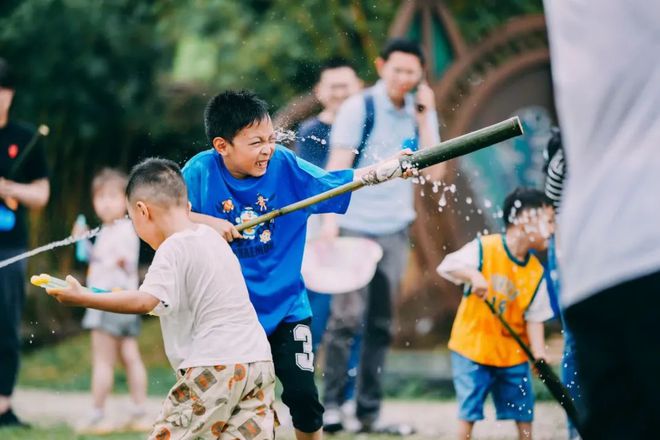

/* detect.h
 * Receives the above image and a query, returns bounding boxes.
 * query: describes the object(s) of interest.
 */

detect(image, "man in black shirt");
[0,58,50,428]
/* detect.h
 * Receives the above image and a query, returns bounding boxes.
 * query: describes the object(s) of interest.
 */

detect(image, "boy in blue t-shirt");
[183,90,401,440]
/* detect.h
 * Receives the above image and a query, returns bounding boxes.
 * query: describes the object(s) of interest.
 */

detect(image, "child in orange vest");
[437,188,555,440]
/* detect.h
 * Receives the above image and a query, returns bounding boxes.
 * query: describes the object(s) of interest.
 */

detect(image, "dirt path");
[13,388,568,439]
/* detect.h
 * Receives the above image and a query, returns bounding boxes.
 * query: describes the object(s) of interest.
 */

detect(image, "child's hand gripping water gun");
[32,274,157,316]
[30,273,109,293]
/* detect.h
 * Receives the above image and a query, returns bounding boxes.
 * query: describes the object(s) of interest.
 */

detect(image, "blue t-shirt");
[295,117,332,168]
[182,145,353,335]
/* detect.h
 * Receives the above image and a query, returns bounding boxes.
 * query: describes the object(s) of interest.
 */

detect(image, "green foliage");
[161,0,398,109]
[0,0,167,247]
[0,0,175,338]
[448,0,544,44]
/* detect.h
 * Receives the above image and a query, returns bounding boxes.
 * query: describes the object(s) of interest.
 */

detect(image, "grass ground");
[19,317,561,401]
[19,317,175,396]
[11,318,568,439]
[1,426,142,440]
[0,426,430,440]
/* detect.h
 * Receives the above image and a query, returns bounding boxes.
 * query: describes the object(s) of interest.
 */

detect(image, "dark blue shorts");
[451,351,534,422]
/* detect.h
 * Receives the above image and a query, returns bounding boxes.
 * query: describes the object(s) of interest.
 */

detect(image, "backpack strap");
[352,93,375,168]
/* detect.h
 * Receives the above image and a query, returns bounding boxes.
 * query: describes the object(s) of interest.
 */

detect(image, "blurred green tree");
[0,0,169,339]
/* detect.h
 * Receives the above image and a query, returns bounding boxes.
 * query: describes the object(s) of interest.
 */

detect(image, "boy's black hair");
[204,90,270,145]
[0,58,16,90]
[126,158,187,207]
[318,57,356,78]
[380,38,426,66]
[502,187,552,228]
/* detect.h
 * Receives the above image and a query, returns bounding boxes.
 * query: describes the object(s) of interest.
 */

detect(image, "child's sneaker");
[76,412,117,435]
[322,407,343,433]
[340,400,361,433]
[122,410,153,433]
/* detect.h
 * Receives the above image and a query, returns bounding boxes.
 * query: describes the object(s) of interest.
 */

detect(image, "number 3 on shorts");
[293,324,314,372]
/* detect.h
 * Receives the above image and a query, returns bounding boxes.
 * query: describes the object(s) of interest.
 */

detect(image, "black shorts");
[564,270,660,440]
[268,318,324,433]
[0,248,27,396]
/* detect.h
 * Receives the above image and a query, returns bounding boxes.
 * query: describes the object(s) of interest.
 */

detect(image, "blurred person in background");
[0,57,50,429]
[322,38,442,434]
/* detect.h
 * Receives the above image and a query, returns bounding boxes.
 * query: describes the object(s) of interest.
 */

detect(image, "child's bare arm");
[436,240,488,297]
[189,211,242,242]
[46,275,159,314]
[526,321,547,360]
[444,268,489,298]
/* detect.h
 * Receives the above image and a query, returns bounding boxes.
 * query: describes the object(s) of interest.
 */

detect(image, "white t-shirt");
[544,0,660,307]
[83,218,140,329]
[87,219,139,290]
[436,239,554,323]
[140,224,272,370]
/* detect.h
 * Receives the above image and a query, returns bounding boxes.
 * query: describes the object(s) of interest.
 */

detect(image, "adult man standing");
[0,58,50,428]
[322,39,442,433]
[543,2,660,438]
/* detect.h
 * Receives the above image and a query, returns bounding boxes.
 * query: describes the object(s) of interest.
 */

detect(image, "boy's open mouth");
[255,160,269,169]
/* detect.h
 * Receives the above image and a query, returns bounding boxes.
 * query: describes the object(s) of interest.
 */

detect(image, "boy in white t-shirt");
[46,158,275,440]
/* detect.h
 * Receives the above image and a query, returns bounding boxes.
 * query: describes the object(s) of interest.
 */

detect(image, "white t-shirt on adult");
[544,0,660,307]
[140,224,272,370]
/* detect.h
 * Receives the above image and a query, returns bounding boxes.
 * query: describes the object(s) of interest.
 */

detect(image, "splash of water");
[274,128,299,144]
[0,220,110,270]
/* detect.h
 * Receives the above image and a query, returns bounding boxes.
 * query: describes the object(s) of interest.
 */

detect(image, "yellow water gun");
[30,273,109,293]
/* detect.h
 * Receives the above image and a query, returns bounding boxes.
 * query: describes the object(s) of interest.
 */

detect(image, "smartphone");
[412,79,425,113]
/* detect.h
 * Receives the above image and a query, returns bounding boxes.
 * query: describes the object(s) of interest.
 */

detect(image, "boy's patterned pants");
[149,361,277,440]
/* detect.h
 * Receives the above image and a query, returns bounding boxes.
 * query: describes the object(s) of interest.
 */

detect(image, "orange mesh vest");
[448,234,545,367]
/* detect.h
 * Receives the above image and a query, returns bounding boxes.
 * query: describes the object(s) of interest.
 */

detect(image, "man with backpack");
[321,38,443,434]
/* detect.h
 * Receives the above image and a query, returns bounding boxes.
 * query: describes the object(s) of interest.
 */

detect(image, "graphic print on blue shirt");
[217,192,277,259]
[182,145,353,335]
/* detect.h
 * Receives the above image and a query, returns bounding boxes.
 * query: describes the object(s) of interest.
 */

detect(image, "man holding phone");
[321,38,443,434]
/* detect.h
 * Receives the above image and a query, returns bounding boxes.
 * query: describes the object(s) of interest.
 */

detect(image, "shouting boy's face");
[213,116,276,179]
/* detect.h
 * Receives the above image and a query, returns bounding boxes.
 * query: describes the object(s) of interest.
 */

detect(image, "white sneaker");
[359,418,416,436]
[122,410,153,433]
[340,400,361,433]
[323,407,343,433]
[76,413,117,435]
